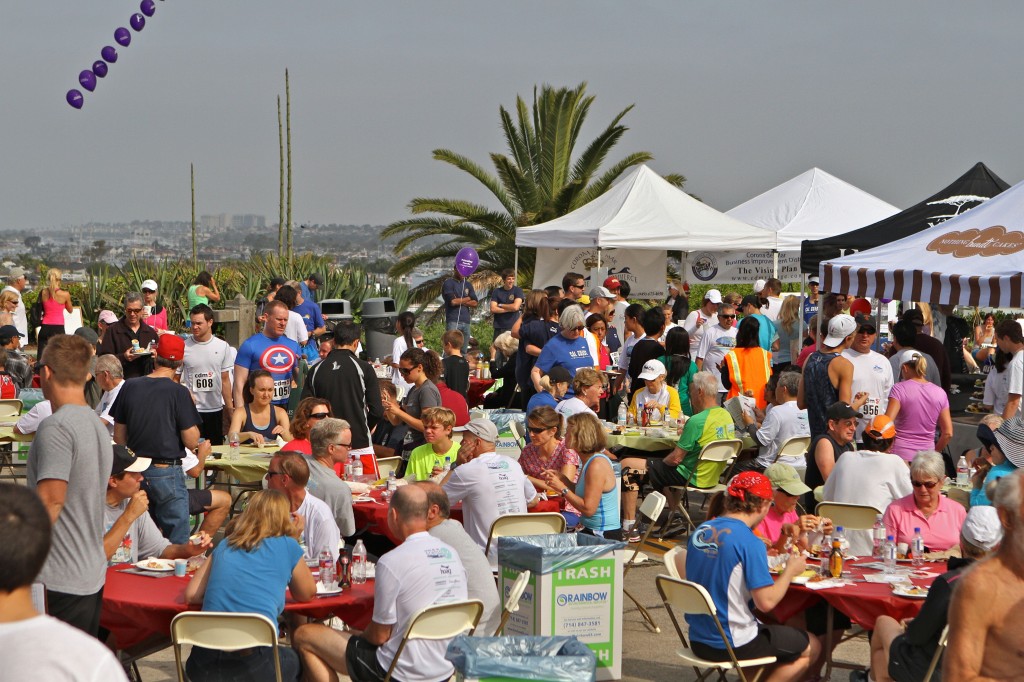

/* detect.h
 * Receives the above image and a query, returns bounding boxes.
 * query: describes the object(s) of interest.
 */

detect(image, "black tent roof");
[800,162,1010,274]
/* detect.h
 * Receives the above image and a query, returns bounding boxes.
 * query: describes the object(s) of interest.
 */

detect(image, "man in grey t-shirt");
[418,480,501,635]
[28,334,113,636]
[303,418,356,537]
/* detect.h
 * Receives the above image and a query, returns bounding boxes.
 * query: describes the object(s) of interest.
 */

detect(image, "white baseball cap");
[753,279,766,294]
[961,506,1003,551]
[823,314,857,346]
[638,359,667,381]
[141,279,158,292]
[704,289,723,304]
[894,348,924,368]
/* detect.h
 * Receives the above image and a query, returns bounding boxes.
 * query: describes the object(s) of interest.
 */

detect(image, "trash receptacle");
[447,635,596,682]
[320,298,352,324]
[361,297,397,362]
[497,534,625,680]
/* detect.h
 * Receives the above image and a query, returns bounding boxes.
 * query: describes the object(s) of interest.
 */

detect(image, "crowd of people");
[1,263,1023,681]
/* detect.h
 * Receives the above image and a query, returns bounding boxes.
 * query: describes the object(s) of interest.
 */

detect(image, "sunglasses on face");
[309,412,329,420]
[527,426,549,434]
[573,326,585,332]
[398,366,416,375]
[911,480,939,489]
[719,314,736,320]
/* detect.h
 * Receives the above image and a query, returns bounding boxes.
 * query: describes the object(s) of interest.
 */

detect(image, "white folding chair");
[663,545,687,580]
[657,575,776,682]
[384,600,484,682]
[376,456,401,480]
[0,399,22,417]
[814,502,883,531]
[623,491,666,632]
[772,435,811,463]
[171,611,282,682]
[0,398,24,481]
[484,512,566,557]
[493,569,531,636]
[664,439,742,535]
[923,624,950,682]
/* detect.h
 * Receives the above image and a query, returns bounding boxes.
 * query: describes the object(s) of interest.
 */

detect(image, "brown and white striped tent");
[820,177,1024,308]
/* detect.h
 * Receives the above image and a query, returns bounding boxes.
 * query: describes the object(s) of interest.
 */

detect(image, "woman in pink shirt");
[886,349,952,462]
[882,451,966,552]
[757,463,831,552]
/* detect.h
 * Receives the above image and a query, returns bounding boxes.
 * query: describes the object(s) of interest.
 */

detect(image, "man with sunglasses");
[695,303,739,392]
[303,418,356,538]
[562,272,586,302]
[842,317,894,444]
[97,291,160,379]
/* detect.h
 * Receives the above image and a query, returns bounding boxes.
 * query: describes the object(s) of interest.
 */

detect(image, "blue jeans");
[186,645,300,682]
[142,464,190,544]
[446,321,472,354]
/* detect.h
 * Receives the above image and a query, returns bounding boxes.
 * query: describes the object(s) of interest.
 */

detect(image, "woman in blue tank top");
[228,370,292,445]
[542,412,620,536]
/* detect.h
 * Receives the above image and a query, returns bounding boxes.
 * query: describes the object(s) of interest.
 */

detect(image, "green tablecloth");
[206,446,274,483]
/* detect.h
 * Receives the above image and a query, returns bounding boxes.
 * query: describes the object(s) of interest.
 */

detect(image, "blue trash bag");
[497,533,625,575]
[446,635,596,682]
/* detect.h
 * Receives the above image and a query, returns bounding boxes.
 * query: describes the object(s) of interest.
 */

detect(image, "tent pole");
[597,248,602,269]
[799,272,806,345]
[514,248,519,279]
[773,250,779,279]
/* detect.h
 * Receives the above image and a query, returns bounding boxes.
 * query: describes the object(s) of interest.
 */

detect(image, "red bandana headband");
[727,471,773,501]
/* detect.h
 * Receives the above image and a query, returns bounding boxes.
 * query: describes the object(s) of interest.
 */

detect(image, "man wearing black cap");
[804,401,858,511]
[0,323,32,390]
[803,277,820,324]
[301,272,324,304]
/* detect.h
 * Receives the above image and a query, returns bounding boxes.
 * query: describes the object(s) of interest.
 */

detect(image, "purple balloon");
[101,45,118,63]
[454,247,480,278]
[115,27,132,47]
[78,70,97,92]
[66,89,84,109]
[140,0,156,17]
[92,60,108,78]
[130,13,146,31]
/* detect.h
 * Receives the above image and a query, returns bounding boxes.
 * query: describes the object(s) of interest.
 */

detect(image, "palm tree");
[383,82,686,302]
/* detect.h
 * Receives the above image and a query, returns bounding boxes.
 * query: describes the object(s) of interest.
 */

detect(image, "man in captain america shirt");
[233,300,301,409]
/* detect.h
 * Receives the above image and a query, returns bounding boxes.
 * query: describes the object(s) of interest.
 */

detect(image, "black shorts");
[346,634,388,682]
[691,624,808,664]
[888,633,933,682]
[46,587,104,638]
[647,457,690,490]
[188,488,213,516]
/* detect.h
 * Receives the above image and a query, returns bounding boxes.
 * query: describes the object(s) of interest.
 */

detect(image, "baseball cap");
[849,298,872,317]
[740,294,761,310]
[894,349,924,367]
[578,295,591,305]
[546,366,572,385]
[764,462,811,497]
[589,286,615,300]
[808,277,820,286]
[454,417,499,443]
[753,279,766,294]
[156,334,185,361]
[856,317,877,334]
[826,401,860,422]
[993,415,1024,468]
[308,273,325,286]
[726,471,773,501]
[99,310,118,325]
[961,506,1003,551]
[603,276,621,291]
[111,444,151,476]
[141,279,158,292]
[824,314,857,346]
[74,327,99,346]
[703,289,723,304]
[638,359,667,381]
[864,415,897,440]
[0,324,24,338]
[8,267,26,279]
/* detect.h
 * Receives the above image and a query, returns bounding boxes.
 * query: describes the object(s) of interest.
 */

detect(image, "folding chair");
[171,611,282,682]
[663,439,742,536]
[509,419,527,453]
[657,575,776,682]
[484,512,566,557]
[0,399,22,417]
[814,502,883,531]
[376,456,401,480]
[923,624,950,682]
[663,545,687,580]
[384,600,484,682]
[623,491,666,632]
[0,399,23,480]
[772,435,811,464]
[493,569,531,635]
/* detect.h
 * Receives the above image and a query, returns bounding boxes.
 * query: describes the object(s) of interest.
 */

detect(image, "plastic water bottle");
[351,540,367,584]
[819,531,833,576]
[872,514,886,559]
[228,432,240,461]
[833,526,846,556]
[883,535,897,574]
[911,528,925,567]
[616,402,627,429]
[382,470,396,500]
[318,549,336,590]
[957,456,970,487]
[442,456,452,473]
[352,455,363,479]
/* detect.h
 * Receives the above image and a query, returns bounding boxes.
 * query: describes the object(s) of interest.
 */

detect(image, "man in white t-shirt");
[760,278,783,321]
[177,304,234,445]
[822,415,912,556]
[695,303,739,391]
[842,318,894,442]
[267,452,340,560]
[442,418,538,565]
[682,289,721,356]
[0,483,129,681]
[294,485,469,682]
[14,399,52,435]
[2,266,28,338]
[739,372,810,471]
[995,319,1024,419]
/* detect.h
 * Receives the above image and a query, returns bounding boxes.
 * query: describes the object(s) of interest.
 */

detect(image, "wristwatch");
[561,487,570,496]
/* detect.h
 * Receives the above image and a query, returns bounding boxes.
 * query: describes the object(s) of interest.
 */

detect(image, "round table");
[205,447,275,484]
[605,432,679,452]
[100,565,375,650]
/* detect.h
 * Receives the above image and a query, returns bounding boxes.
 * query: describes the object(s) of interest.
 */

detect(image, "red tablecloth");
[466,378,495,407]
[352,489,563,544]
[100,566,374,650]
[772,558,937,630]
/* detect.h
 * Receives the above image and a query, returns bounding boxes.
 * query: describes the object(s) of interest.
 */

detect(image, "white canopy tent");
[726,167,899,251]
[821,176,1024,308]
[515,164,775,251]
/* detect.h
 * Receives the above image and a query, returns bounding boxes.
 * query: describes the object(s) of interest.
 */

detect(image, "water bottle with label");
[352,455,363,479]
[616,402,627,429]
[819,532,833,576]
[872,514,886,559]
[883,535,897,574]
[351,539,368,584]
[318,549,336,590]
[228,432,240,461]
[911,528,925,567]
[956,456,970,487]
[833,526,846,557]
[442,455,452,473]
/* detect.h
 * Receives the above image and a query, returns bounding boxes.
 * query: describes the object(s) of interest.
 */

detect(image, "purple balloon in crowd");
[66,89,84,109]
[92,60,108,78]
[114,27,132,47]
[454,247,480,278]
[140,0,156,18]
[101,45,119,63]
[78,70,97,92]
[130,13,146,31]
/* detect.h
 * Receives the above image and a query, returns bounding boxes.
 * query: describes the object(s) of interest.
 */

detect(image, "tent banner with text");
[682,249,802,285]
[531,248,667,299]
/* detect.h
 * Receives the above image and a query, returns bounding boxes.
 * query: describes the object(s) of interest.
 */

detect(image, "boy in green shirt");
[404,407,460,481]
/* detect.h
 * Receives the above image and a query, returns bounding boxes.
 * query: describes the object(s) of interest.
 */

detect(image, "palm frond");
[430,149,515,215]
